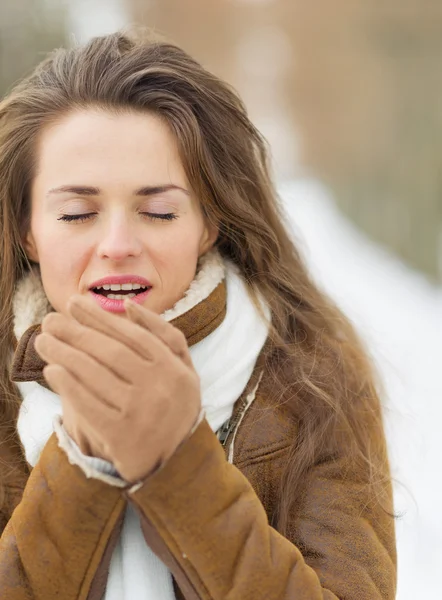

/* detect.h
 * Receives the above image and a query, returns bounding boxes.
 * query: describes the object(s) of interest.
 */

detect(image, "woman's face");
[25,109,217,316]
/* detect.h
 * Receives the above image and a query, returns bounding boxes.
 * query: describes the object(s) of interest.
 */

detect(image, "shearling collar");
[10,250,227,389]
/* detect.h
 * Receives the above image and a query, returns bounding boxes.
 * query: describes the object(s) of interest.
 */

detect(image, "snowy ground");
[280,179,442,599]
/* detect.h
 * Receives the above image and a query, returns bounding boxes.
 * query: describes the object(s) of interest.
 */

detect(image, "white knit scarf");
[13,250,270,600]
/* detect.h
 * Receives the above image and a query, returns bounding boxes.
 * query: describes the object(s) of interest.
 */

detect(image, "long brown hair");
[0,30,393,533]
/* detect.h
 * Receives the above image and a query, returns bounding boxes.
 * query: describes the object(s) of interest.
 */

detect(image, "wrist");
[119,409,206,487]
[53,415,126,488]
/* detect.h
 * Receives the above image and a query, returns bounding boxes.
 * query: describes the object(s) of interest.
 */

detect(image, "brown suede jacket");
[0,281,397,599]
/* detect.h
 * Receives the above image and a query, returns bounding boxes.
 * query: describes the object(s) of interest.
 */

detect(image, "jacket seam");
[78,496,126,600]
[231,433,294,462]
[234,443,292,468]
[132,500,213,600]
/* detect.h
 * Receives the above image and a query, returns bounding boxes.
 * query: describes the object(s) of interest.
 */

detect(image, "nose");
[96,215,142,261]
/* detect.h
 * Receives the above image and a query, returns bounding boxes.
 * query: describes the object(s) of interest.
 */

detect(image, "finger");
[67,295,168,363]
[35,332,126,412]
[41,312,147,384]
[43,364,118,430]
[124,299,193,368]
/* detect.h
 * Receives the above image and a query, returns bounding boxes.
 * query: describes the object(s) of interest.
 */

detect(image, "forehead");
[33,109,187,188]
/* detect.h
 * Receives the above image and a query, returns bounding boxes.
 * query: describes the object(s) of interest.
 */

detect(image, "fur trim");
[12,250,225,341]
[13,267,52,341]
[162,250,225,322]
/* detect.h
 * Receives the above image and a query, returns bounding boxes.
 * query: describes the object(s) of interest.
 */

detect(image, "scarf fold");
[13,250,271,600]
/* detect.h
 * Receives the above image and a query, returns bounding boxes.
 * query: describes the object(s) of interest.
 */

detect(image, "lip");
[88,274,153,313]
[89,287,152,313]
[88,274,152,289]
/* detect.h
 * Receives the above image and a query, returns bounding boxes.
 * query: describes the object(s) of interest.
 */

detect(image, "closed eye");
[57,213,96,223]
[141,213,178,222]
[57,213,178,223]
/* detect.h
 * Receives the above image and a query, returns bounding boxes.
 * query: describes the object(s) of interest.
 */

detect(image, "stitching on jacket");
[239,435,293,456]
[136,501,212,600]
[186,302,226,347]
[235,443,292,468]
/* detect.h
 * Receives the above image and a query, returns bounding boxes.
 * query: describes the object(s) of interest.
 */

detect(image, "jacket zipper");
[217,396,247,448]
[217,371,264,461]
[217,418,236,446]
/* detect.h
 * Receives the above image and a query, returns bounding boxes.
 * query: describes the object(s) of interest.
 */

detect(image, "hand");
[34,296,201,482]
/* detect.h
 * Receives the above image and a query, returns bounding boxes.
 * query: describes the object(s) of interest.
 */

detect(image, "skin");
[35,297,201,481]
[27,108,218,475]
[25,108,217,317]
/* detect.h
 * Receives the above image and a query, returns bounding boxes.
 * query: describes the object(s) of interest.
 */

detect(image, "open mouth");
[91,284,151,301]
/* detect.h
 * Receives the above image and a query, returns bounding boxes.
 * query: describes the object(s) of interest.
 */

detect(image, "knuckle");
[41,312,57,330]
[119,390,136,418]
[75,325,92,348]
[175,367,193,388]
[104,341,125,365]
[174,329,187,345]
[172,329,187,351]
[70,346,88,368]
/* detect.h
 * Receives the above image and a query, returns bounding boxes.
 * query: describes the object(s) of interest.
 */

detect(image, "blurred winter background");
[1,1,441,596]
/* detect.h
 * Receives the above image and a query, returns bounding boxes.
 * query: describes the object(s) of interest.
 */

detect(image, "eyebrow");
[46,184,190,197]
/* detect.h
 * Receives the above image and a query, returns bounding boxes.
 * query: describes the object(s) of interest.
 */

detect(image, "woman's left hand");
[34,295,201,483]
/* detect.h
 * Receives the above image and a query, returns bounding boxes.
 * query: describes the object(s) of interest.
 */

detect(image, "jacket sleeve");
[128,418,397,600]
[0,433,126,600]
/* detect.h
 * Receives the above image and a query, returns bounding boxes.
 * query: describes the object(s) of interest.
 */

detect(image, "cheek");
[32,226,91,311]
[149,231,200,280]
[147,218,205,267]
[145,222,205,301]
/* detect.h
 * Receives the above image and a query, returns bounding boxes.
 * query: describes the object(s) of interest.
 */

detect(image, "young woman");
[0,31,396,599]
